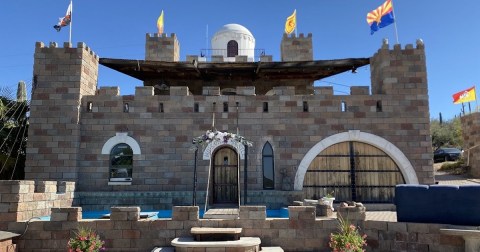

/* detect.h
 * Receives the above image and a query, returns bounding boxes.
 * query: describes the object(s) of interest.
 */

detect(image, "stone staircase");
[152,226,283,252]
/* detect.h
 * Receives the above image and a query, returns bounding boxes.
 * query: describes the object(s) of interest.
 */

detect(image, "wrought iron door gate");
[303,141,405,203]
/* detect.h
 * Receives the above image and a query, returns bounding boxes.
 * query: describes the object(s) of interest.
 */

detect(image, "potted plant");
[329,215,367,252]
[68,226,105,252]
[321,191,335,211]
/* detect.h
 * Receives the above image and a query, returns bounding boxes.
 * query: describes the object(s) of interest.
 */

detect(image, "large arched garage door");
[303,141,405,203]
[294,130,419,203]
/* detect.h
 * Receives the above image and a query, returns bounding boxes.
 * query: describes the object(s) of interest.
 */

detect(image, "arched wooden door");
[303,141,405,203]
[212,147,239,204]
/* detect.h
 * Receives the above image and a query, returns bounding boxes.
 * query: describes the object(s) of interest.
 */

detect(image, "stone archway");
[294,130,418,190]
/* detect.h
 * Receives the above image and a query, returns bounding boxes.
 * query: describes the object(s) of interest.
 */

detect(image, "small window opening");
[194,103,199,113]
[341,101,347,112]
[376,100,383,112]
[223,102,228,112]
[263,102,269,112]
[303,101,309,112]
[86,102,93,112]
[159,103,164,113]
[223,156,229,165]
[123,103,129,113]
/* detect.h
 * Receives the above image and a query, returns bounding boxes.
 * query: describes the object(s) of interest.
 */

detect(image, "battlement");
[282,32,313,40]
[146,32,178,39]
[0,180,75,222]
[81,84,429,116]
[35,41,99,60]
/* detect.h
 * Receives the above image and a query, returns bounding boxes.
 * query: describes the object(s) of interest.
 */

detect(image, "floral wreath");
[193,129,253,147]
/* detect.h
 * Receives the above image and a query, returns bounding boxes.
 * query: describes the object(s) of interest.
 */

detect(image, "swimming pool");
[39,208,289,220]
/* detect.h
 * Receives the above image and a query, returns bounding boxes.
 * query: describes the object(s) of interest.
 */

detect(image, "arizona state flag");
[53,1,72,32]
[285,9,296,35]
[366,0,395,35]
[453,86,476,104]
[157,10,164,34]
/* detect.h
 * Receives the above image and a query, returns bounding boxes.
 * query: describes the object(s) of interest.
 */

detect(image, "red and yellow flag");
[453,86,476,104]
[285,9,296,35]
[157,10,164,34]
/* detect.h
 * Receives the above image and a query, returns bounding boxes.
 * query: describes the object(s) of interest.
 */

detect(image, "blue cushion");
[395,184,480,225]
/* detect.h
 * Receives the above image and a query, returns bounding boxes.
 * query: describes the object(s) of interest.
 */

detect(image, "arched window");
[110,143,133,181]
[227,40,238,57]
[262,142,274,189]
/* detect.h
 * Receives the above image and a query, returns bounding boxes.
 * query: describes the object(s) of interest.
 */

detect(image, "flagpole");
[295,9,298,37]
[475,85,478,113]
[69,0,72,44]
[391,0,399,44]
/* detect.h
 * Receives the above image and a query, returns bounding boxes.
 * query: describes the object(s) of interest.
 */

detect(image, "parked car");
[433,148,462,162]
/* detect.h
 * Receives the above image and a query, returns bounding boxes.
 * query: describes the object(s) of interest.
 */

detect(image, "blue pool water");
[39,208,289,220]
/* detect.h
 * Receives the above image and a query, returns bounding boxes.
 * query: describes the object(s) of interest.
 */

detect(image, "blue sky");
[0,0,479,120]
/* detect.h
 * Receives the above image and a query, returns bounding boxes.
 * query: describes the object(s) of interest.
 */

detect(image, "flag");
[366,0,395,35]
[157,10,164,34]
[453,86,476,104]
[285,9,296,35]
[53,1,72,32]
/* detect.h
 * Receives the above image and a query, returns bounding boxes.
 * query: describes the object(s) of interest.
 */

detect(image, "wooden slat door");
[303,141,405,203]
[212,147,238,204]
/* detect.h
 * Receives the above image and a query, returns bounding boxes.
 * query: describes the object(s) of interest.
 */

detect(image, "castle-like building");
[25,24,433,210]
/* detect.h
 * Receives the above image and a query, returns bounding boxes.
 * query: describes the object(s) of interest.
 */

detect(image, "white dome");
[213,24,254,38]
[211,24,256,62]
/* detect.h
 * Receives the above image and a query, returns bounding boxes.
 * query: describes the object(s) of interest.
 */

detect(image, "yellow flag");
[285,9,296,34]
[157,10,164,34]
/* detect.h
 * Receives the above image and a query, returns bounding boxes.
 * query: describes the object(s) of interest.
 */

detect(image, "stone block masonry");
[0,180,75,227]
[6,206,467,251]
[461,112,480,178]
[26,41,99,182]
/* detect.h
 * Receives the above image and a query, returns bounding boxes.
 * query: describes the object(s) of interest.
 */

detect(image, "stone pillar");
[239,206,266,220]
[26,42,98,181]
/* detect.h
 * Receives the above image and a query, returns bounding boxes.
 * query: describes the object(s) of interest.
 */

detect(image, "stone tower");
[280,33,313,61]
[25,42,98,181]
[145,33,180,62]
[370,39,433,184]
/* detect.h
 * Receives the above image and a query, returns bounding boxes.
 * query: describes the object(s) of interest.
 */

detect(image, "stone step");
[191,227,243,241]
[203,208,239,219]
[261,246,284,252]
[172,236,261,252]
[151,247,174,252]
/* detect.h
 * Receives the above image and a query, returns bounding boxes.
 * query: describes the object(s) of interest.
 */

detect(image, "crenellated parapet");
[370,39,427,96]
[81,84,424,116]
[281,33,313,61]
[0,180,75,222]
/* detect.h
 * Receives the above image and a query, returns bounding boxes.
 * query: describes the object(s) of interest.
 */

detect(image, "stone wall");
[75,190,303,211]
[72,79,432,193]
[461,112,480,178]
[7,206,466,252]
[0,180,75,229]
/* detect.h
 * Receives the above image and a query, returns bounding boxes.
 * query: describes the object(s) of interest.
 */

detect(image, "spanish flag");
[366,0,395,35]
[285,9,296,35]
[157,10,164,34]
[453,86,476,104]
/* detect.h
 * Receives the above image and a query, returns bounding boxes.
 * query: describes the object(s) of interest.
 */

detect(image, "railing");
[199,49,266,61]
